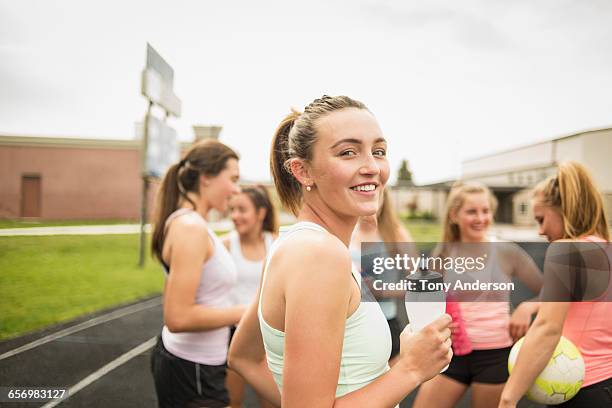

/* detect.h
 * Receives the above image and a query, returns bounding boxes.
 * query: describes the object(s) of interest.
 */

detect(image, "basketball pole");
[139,101,153,268]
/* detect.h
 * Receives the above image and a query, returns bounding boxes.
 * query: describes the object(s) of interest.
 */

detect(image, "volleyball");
[508,336,584,405]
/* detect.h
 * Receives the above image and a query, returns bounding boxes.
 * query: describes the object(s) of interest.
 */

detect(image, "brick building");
[0,135,161,220]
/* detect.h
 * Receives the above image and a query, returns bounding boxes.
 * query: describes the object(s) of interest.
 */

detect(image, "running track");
[0,294,543,407]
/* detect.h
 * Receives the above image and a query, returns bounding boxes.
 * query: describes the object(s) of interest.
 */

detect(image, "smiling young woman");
[227,95,453,408]
[413,182,543,408]
[222,186,278,408]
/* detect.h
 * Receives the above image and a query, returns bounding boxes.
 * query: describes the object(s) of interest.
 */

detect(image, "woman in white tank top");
[150,140,247,408]
[228,95,453,408]
[222,186,278,408]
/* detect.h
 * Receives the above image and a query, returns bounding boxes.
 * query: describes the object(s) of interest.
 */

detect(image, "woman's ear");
[199,174,211,189]
[449,210,458,225]
[289,158,313,188]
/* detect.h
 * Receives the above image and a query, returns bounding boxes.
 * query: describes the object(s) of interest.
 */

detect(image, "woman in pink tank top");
[500,161,612,408]
[149,140,246,408]
[414,182,543,408]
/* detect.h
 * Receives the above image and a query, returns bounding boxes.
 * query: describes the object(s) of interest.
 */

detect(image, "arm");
[163,221,244,332]
[281,236,452,407]
[510,244,544,294]
[507,244,544,340]
[228,289,281,406]
[280,238,351,407]
[499,301,570,407]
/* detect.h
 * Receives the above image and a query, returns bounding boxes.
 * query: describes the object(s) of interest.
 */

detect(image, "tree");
[396,159,413,187]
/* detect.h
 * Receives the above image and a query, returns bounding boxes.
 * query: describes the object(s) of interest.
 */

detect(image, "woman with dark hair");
[222,185,278,408]
[150,139,246,408]
[228,95,452,408]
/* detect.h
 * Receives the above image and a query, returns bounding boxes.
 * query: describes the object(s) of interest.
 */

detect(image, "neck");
[240,227,264,245]
[179,192,209,220]
[357,217,378,233]
[460,235,488,243]
[298,202,357,247]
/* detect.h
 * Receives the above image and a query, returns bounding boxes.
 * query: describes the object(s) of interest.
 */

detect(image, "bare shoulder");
[162,212,211,267]
[273,229,352,282]
[495,241,538,277]
[496,240,522,258]
[166,211,209,243]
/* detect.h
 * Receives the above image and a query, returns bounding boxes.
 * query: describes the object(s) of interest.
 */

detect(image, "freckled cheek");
[316,164,352,190]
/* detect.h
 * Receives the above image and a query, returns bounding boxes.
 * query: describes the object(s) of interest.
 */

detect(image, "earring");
[306,185,312,192]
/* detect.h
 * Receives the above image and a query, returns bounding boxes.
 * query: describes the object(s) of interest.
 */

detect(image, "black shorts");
[150,335,229,408]
[442,347,511,385]
[229,325,237,344]
[387,318,401,359]
[555,376,612,408]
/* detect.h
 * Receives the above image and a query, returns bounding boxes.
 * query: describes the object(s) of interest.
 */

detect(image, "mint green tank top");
[258,221,392,398]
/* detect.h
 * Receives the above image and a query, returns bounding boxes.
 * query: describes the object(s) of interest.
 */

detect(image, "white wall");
[462,141,554,178]
[580,130,612,192]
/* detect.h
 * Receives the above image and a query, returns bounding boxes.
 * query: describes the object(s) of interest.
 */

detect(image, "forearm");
[165,305,242,332]
[333,364,421,407]
[517,298,540,315]
[501,322,560,404]
[230,356,281,406]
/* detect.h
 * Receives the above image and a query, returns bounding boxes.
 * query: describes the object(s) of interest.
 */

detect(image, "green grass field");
[0,220,441,341]
[403,220,442,242]
[0,234,164,340]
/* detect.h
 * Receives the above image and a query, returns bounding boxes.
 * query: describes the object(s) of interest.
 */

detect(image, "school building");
[2,127,611,225]
[0,135,156,220]
[462,127,612,226]
[0,126,225,221]
[391,127,612,226]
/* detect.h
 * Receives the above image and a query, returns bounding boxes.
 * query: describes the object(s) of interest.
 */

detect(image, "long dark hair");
[241,185,279,234]
[151,139,239,263]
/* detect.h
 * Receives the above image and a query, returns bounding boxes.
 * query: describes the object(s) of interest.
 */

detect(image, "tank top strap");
[350,264,362,289]
[582,235,607,243]
[164,208,195,230]
[228,230,241,259]
[160,208,197,273]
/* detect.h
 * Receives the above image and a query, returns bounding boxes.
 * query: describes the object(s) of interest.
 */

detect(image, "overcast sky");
[2,0,611,184]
